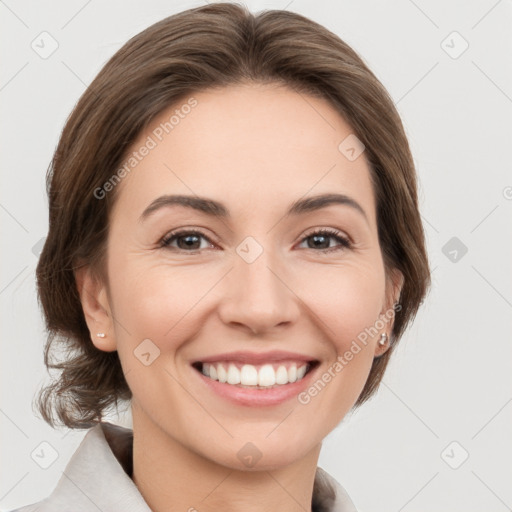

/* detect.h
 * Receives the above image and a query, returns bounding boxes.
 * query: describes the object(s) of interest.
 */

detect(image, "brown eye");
[298,229,352,252]
[161,229,214,251]
[159,228,351,254]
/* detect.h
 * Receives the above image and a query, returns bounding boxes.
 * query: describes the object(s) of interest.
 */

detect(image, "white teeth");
[199,361,311,387]
[227,363,241,384]
[275,365,288,384]
[240,364,258,385]
[217,363,227,383]
[258,364,275,386]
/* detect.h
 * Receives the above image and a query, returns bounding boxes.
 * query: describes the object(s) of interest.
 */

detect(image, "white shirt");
[11,422,358,512]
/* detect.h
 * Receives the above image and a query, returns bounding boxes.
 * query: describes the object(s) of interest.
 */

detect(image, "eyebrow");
[139,192,369,224]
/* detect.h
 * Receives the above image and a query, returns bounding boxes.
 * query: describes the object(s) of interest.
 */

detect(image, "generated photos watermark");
[93,97,198,200]
[297,302,402,405]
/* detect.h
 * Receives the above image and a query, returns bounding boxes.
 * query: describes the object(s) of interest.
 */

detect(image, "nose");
[217,245,300,335]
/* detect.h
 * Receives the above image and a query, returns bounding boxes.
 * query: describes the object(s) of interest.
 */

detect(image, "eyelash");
[160,228,352,254]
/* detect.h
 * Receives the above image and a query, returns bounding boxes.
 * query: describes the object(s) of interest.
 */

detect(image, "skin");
[77,83,402,512]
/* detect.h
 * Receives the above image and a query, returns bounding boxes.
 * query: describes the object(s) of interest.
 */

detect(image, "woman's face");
[89,83,400,470]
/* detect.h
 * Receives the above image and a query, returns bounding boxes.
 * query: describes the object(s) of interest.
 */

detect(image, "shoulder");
[8,500,48,512]
[8,422,150,512]
[314,466,358,512]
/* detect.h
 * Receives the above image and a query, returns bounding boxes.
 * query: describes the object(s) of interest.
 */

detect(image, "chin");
[199,433,319,472]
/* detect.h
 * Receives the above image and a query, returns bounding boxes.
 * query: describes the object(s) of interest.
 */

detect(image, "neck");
[131,405,322,512]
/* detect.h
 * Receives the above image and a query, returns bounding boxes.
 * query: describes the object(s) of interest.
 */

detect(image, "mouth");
[191,360,320,389]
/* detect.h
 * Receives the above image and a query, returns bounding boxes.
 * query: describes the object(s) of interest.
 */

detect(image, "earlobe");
[374,268,404,358]
[374,332,391,358]
[75,266,117,352]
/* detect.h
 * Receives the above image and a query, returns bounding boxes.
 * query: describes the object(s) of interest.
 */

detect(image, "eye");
[297,228,352,253]
[160,229,215,251]
[160,228,352,253]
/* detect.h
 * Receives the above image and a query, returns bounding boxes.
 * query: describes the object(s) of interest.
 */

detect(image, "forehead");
[112,83,376,227]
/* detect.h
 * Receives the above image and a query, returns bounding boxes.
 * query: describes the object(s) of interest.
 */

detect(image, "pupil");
[311,235,328,249]
[180,235,199,249]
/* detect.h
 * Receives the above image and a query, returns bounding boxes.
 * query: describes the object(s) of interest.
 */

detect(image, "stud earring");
[96,333,106,338]
[378,333,388,346]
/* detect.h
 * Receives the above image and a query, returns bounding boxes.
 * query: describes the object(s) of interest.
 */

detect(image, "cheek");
[291,260,384,408]
[108,255,217,349]
[291,280,383,433]
[293,258,385,349]
[106,260,210,419]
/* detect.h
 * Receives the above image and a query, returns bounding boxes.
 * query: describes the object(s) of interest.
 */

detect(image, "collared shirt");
[11,422,358,512]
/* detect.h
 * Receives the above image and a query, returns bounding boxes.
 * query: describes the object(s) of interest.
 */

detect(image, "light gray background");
[1,1,511,511]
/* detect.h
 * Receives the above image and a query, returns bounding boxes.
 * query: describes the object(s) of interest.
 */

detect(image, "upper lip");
[192,350,318,365]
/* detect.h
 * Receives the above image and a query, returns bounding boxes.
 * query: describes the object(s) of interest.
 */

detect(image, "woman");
[13,2,430,511]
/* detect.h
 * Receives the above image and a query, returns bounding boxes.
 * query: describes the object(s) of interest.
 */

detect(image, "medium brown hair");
[35,2,431,429]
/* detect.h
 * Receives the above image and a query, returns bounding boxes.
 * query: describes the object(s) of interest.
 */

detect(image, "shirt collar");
[35,421,357,512]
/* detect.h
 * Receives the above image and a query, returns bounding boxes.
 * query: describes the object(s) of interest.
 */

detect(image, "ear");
[374,268,404,358]
[75,265,117,352]
[383,267,404,313]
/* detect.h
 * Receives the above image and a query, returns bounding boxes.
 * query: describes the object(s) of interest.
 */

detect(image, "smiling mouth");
[192,360,319,389]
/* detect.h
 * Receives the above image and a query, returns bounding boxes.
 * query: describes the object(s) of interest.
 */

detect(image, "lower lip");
[192,364,318,407]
